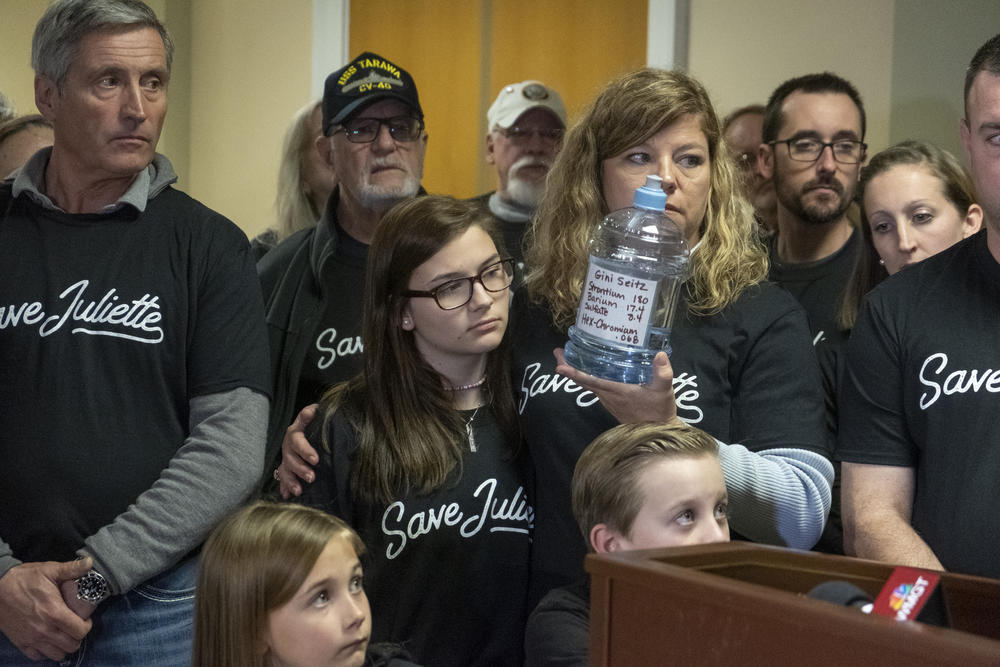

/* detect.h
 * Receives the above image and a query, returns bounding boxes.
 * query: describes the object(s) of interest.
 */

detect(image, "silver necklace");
[464,408,480,452]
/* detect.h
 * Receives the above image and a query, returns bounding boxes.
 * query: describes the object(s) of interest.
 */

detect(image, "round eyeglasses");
[403,258,515,310]
[337,115,424,144]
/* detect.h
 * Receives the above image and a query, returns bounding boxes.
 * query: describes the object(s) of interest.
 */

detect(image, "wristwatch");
[76,569,110,606]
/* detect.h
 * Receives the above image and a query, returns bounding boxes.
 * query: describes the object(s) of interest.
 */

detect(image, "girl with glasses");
[278,195,530,666]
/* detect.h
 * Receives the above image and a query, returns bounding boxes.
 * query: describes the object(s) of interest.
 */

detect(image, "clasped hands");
[0,557,96,661]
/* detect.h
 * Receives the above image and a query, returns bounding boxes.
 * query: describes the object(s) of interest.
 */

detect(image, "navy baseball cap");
[322,51,423,135]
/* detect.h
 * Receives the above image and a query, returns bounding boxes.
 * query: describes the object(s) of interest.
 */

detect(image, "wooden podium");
[586,542,1000,665]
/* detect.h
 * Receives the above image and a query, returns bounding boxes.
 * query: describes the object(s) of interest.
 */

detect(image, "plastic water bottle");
[563,175,689,384]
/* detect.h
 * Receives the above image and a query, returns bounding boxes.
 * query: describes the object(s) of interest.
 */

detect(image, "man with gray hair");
[470,80,566,269]
[258,51,427,482]
[0,0,269,663]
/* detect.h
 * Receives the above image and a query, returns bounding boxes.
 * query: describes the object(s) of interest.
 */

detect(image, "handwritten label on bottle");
[575,262,658,346]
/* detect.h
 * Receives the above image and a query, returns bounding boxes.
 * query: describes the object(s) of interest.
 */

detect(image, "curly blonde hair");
[524,68,767,328]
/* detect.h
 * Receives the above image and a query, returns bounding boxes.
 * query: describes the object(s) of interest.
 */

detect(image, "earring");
[402,318,412,327]
[878,258,885,266]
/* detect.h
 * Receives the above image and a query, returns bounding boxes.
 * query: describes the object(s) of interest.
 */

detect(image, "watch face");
[77,570,109,604]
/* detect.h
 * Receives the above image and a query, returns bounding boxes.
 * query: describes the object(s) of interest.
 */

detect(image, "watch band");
[76,569,110,605]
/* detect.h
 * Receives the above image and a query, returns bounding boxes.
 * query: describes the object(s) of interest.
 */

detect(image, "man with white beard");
[258,52,427,481]
[471,81,566,270]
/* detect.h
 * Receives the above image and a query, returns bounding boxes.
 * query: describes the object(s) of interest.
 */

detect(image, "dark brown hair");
[320,195,518,503]
[762,72,866,143]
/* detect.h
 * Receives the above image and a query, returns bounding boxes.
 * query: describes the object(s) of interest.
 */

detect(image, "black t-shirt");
[769,228,858,431]
[512,282,828,600]
[769,229,859,556]
[301,406,532,667]
[295,226,367,411]
[524,578,590,667]
[838,229,1000,579]
[767,227,858,354]
[0,188,270,562]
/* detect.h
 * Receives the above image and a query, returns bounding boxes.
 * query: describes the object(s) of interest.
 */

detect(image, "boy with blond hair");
[524,421,730,666]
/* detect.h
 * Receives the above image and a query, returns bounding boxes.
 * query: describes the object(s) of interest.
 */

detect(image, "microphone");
[807,580,874,613]
[807,567,949,628]
[870,566,949,627]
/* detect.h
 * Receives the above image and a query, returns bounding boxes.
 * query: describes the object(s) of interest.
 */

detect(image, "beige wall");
[153,0,190,187]
[688,0,895,154]
[687,0,1000,161]
[0,1,49,117]
[186,1,313,238]
[889,0,1000,157]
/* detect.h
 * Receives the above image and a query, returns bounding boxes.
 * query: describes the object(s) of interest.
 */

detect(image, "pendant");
[465,408,478,452]
[466,420,477,452]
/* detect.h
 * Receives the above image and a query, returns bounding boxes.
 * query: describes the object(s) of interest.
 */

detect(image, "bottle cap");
[633,175,667,211]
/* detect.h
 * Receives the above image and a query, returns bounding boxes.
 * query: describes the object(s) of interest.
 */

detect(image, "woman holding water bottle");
[514,68,833,600]
[276,69,835,609]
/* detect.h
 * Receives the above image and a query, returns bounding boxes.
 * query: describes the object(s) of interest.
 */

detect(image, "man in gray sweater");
[0,1,269,663]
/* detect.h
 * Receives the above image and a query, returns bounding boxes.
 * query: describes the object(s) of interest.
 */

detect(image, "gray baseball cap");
[487,81,566,130]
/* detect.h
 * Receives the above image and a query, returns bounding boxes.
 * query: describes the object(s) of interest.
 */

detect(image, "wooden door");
[350,0,647,198]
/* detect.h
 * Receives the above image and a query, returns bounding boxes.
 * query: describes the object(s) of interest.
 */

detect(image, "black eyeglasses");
[404,258,515,310]
[337,115,424,144]
[498,126,563,145]
[769,137,867,164]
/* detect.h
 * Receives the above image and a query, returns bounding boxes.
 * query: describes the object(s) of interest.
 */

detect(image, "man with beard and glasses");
[758,72,867,555]
[258,52,428,480]
[759,72,866,353]
[471,80,566,271]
